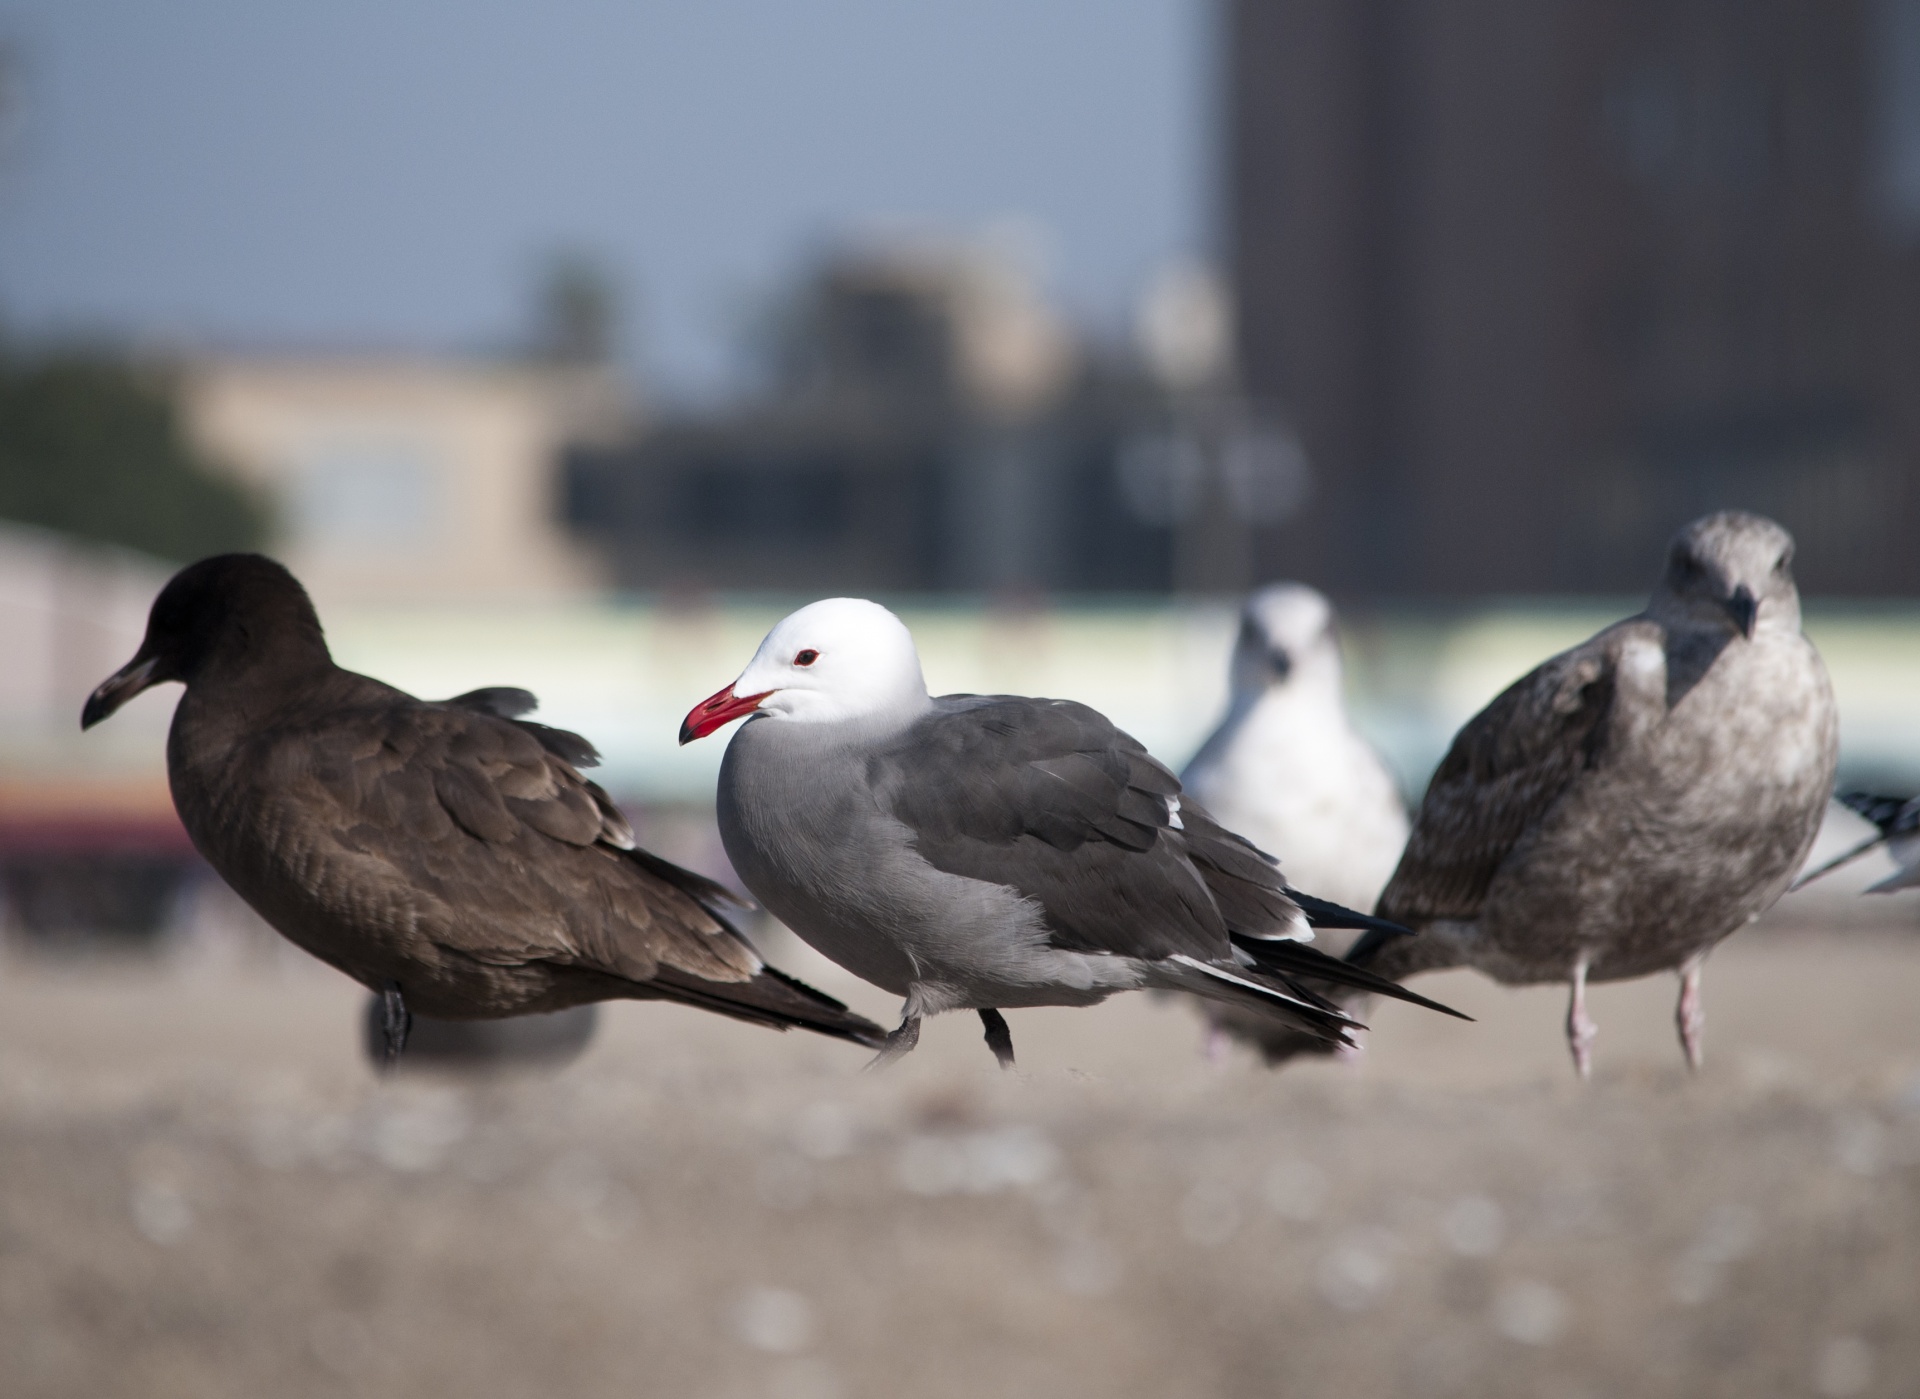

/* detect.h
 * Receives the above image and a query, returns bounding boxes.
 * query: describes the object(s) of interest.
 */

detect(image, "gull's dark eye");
[794,649,819,667]
[1773,552,1790,574]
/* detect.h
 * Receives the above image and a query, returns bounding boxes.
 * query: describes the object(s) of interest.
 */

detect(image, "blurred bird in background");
[1179,584,1410,1061]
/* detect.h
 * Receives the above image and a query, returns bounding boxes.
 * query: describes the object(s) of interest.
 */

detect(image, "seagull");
[1791,793,1920,892]
[1183,584,1409,912]
[1262,511,1838,1078]
[81,554,885,1066]
[679,597,1466,1068]
[1180,585,1410,1061]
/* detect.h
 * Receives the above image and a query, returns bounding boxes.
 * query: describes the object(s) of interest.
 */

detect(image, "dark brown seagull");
[81,554,885,1065]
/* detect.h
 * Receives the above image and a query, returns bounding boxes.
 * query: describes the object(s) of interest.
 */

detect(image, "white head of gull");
[684,597,1465,1068]
[681,598,930,742]
[1231,584,1339,699]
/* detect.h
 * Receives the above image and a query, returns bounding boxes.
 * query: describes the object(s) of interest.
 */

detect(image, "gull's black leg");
[380,980,411,1071]
[979,1008,1015,1070]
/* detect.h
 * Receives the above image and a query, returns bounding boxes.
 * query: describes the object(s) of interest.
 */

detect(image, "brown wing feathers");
[325,692,879,1044]
[1378,646,1615,926]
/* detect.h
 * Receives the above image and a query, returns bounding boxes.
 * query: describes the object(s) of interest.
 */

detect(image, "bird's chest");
[1618,639,1835,832]
[1486,635,1835,974]
[165,718,424,983]
[717,726,1044,997]
[1202,717,1405,900]
[718,733,922,989]
[166,719,274,888]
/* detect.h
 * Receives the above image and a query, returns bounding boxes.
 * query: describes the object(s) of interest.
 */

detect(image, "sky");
[0,0,1207,398]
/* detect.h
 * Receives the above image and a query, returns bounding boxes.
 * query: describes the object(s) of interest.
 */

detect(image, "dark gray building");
[564,251,1192,596]
[1229,0,1920,596]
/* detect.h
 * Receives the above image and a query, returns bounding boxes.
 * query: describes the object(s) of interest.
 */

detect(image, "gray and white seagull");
[680,598,1466,1068]
[1261,511,1838,1077]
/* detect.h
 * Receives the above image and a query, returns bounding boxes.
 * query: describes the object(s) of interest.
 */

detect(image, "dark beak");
[81,653,161,730]
[1724,585,1758,640]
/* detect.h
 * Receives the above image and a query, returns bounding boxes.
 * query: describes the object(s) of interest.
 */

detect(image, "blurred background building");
[182,353,619,610]
[560,238,1306,596]
[1229,0,1920,596]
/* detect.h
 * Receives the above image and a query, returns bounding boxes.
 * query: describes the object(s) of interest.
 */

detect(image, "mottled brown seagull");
[81,554,885,1065]
[680,597,1465,1069]
[1265,511,1838,1077]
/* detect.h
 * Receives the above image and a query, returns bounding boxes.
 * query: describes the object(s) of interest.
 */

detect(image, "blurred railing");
[7,594,1918,812]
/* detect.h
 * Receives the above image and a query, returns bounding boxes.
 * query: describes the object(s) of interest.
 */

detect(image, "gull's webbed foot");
[1565,955,1597,1081]
[865,1014,921,1070]
[1676,954,1706,1072]
[379,980,411,1072]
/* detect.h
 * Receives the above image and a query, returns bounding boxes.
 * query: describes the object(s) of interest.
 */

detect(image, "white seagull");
[680,599,1466,1067]
[1182,585,1408,919]
[1179,584,1410,1059]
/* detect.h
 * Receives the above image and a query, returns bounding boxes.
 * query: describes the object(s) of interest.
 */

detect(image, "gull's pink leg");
[1676,953,1706,1071]
[1566,953,1597,1080]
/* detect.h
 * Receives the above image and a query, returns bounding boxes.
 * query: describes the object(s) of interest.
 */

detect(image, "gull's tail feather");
[1230,934,1471,1021]
[1792,792,1920,891]
[1284,889,1415,940]
[640,965,887,1048]
[1150,954,1360,1048]
[1789,833,1888,892]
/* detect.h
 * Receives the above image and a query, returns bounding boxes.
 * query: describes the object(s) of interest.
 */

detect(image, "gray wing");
[1353,636,1616,979]
[872,697,1464,1032]
[870,695,1309,962]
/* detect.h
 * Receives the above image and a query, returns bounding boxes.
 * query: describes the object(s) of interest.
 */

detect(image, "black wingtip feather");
[1839,791,1918,836]
[1286,889,1416,939]
[1232,934,1474,1021]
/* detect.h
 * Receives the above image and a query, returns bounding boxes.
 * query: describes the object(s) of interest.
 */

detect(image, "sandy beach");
[2,922,1916,1399]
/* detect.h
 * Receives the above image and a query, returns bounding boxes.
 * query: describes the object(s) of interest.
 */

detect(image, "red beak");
[680,684,772,745]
